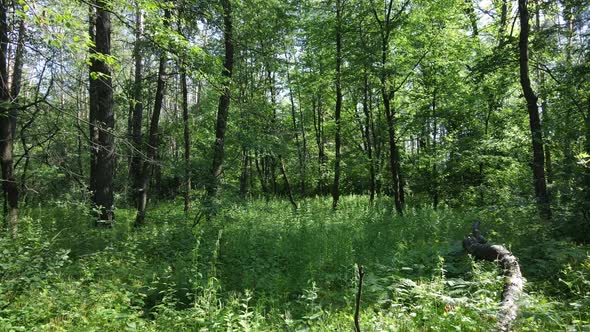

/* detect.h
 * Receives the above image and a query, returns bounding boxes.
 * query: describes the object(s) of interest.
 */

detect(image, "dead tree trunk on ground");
[463,221,524,332]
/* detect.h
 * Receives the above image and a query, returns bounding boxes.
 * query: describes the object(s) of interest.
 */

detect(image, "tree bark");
[89,0,115,225]
[383,94,403,215]
[181,68,191,213]
[0,1,18,231]
[371,0,405,215]
[362,73,376,204]
[463,221,524,332]
[518,0,551,222]
[279,157,297,209]
[239,147,249,198]
[332,0,343,209]
[207,0,234,197]
[135,10,169,226]
[130,4,144,205]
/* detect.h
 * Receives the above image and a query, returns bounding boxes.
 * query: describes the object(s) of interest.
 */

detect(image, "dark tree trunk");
[585,102,590,213]
[279,157,297,209]
[239,147,249,198]
[135,9,169,227]
[208,0,233,197]
[371,0,405,215]
[89,0,115,225]
[9,19,24,140]
[181,68,190,213]
[298,89,308,195]
[518,0,551,222]
[464,0,479,37]
[498,0,507,46]
[383,93,403,215]
[332,0,342,209]
[287,69,304,197]
[362,73,376,204]
[0,2,18,230]
[255,153,268,197]
[130,6,144,204]
[312,94,326,195]
[431,89,439,209]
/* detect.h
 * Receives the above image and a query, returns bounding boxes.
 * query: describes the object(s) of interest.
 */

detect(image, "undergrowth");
[0,196,589,331]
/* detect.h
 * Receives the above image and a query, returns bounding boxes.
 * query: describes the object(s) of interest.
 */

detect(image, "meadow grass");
[1,196,589,331]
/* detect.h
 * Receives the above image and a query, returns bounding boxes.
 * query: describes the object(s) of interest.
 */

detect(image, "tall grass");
[0,196,588,331]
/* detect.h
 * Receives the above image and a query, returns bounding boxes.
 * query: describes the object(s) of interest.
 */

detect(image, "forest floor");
[1,196,589,331]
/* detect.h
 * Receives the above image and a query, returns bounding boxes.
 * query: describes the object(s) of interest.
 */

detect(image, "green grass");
[1,196,589,331]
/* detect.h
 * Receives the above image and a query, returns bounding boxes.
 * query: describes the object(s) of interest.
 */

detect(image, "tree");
[0,0,20,231]
[369,0,409,215]
[332,0,343,209]
[129,3,144,205]
[89,0,115,225]
[135,7,171,227]
[518,0,551,222]
[207,0,234,197]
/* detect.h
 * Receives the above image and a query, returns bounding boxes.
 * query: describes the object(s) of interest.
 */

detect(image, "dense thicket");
[0,0,588,238]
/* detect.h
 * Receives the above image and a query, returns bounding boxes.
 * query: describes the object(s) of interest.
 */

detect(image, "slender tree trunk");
[287,70,303,197]
[383,92,403,215]
[464,0,479,37]
[255,152,268,197]
[518,0,551,222]
[181,67,190,213]
[130,5,144,204]
[312,94,326,195]
[89,0,115,225]
[432,89,439,209]
[279,157,297,209]
[0,2,18,230]
[298,89,307,196]
[362,73,376,204]
[239,147,249,198]
[380,30,403,213]
[207,0,234,197]
[371,87,383,196]
[9,19,24,140]
[135,9,169,227]
[584,101,590,213]
[332,0,343,209]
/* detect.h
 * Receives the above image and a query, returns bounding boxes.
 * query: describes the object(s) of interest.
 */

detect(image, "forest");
[0,0,589,330]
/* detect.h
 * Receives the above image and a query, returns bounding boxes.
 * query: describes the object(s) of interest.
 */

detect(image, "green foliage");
[2,197,589,330]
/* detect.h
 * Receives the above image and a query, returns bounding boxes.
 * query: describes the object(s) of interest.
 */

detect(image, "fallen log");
[463,221,524,332]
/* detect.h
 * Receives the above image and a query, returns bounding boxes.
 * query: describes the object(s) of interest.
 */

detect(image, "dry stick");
[354,264,365,332]
[463,221,524,332]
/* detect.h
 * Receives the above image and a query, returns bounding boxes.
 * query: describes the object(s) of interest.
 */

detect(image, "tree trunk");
[0,2,18,231]
[181,68,190,213]
[431,89,439,209]
[312,94,326,195]
[279,157,297,209]
[332,0,342,209]
[9,19,24,140]
[298,89,308,196]
[130,5,144,204]
[518,0,551,222]
[463,221,524,332]
[89,0,115,225]
[383,92,403,215]
[584,103,590,213]
[287,69,304,197]
[362,73,376,204]
[239,147,249,198]
[135,9,169,227]
[208,0,234,197]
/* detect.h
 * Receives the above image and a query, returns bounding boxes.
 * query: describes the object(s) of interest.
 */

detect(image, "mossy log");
[463,221,524,332]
